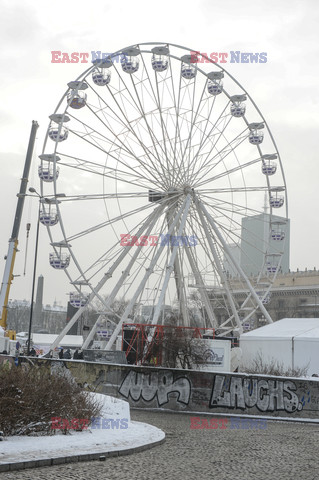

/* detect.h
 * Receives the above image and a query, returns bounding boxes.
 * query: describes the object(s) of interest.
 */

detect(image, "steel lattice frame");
[38,42,288,352]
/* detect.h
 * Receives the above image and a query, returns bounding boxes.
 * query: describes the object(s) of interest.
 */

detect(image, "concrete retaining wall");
[1,355,319,420]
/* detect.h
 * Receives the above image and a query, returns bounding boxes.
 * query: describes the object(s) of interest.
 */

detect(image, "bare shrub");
[0,364,101,436]
[241,351,309,377]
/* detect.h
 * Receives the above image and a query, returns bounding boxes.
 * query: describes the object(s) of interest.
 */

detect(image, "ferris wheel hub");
[183,185,193,195]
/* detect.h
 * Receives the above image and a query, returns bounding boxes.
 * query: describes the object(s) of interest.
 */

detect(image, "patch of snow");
[0,394,164,465]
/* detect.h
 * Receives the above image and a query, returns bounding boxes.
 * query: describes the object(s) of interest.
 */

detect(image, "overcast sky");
[1,0,319,306]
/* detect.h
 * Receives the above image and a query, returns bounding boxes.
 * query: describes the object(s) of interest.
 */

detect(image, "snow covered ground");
[0,394,165,465]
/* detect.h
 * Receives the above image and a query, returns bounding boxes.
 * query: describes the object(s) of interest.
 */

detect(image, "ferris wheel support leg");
[48,203,166,354]
[151,196,192,327]
[165,210,190,327]
[82,314,102,350]
[105,195,192,351]
[82,202,168,350]
[195,200,242,332]
[173,255,190,327]
[184,246,218,328]
[199,202,273,326]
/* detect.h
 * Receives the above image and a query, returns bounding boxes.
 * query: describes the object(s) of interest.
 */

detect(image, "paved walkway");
[1,410,319,480]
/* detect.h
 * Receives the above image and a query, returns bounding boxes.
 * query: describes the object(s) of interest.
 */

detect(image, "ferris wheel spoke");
[56,152,159,191]
[200,194,269,220]
[180,93,214,183]
[176,77,205,181]
[87,82,172,182]
[85,103,168,182]
[187,102,232,182]
[152,62,187,179]
[193,127,249,186]
[181,89,211,182]
[166,57,190,185]
[56,191,154,202]
[63,126,162,189]
[110,61,174,186]
[64,202,156,243]
[67,112,166,186]
[130,53,177,181]
[152,71,179,185]
[199,186,272,194]
[196,155,263,187]
[127,80,173,184]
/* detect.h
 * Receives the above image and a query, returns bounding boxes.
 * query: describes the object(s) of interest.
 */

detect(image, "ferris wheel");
[39,42,288,351]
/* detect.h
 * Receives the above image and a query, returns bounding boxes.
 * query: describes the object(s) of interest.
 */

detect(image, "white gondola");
[121,48,140,74]
[230,95,247,117]
[151,55,168,72]
[262,161,277,175]
[69,292,88,308]
[67,90,87,109]
[249,131,264,144]
[271,229,285,241]
[248,122,264,145]
[266,263,278,273]
[207,80,223,95]
[207,71,224,95]
[48,124,68,142]
[151,46,169,72]
[49,252,70,269]
[257,292,271,304]
[231,104,246,117]
[39,208,59,226]
[48,114,70,143]
[181,63,196,79]
[270,195,284,208]
[38,164,59,182]
[181,54,196,79]
[122,57,139,74]
[92,68,111,86]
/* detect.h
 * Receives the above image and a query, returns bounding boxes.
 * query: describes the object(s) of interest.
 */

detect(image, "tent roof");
[241,318,319,341]
[32,334,83,347]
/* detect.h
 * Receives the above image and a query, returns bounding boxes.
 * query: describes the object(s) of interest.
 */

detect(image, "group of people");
[58,348,84,360]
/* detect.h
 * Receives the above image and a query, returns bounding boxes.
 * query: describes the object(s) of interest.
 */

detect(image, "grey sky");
[0,0,319,305]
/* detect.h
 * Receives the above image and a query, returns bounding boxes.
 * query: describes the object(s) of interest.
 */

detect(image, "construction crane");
[0,121,39,329]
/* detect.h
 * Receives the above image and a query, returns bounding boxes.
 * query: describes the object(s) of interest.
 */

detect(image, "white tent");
[32,334,83,355]
[240,318,319,376]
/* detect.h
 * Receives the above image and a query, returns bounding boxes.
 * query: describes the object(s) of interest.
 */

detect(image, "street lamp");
[27,188,41,355]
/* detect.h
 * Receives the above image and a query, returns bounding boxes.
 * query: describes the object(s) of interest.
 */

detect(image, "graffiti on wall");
[119,370,191,406]
[210,375,304,412]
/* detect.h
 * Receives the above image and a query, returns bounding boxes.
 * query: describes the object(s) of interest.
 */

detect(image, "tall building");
[240,213,290,277]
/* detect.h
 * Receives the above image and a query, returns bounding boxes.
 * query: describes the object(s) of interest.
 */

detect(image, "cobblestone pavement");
[2,411,319,480]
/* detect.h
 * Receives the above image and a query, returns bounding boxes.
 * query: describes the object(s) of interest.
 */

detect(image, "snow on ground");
[0,394,165,465]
